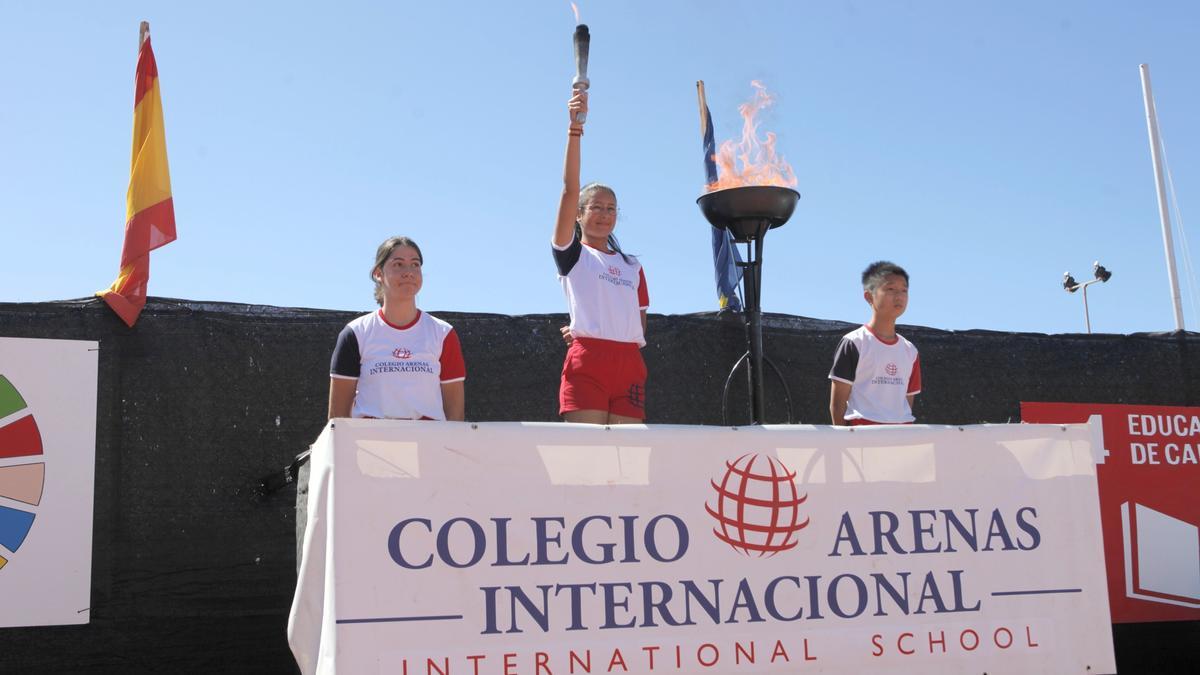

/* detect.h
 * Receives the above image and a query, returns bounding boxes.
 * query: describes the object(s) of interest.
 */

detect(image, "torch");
[572,23,590,124]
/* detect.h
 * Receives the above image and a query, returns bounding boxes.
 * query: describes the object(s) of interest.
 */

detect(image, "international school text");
[383,506,1044,672]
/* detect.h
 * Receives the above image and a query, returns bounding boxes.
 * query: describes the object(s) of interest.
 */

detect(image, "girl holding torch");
[552,90,650,424]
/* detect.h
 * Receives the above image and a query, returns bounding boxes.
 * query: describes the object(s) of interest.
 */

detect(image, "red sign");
[1021,402,1200,623]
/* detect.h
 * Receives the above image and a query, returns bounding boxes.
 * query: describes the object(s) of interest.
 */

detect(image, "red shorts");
[559,337,646,419]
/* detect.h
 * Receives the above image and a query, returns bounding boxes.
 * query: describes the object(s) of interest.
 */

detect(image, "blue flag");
[702,98,743,312]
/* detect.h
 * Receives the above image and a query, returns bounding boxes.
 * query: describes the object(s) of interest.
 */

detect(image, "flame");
[570,2,581,24]
[707,81,797,191]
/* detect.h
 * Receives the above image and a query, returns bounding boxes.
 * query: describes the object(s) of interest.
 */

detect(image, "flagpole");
[139,21,149,48]
[1139,63,1185,331]
[696,81,709,137]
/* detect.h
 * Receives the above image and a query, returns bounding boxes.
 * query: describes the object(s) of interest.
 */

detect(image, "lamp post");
[1063,262,1113,333]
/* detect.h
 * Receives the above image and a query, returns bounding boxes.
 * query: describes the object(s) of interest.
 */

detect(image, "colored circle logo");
[705,453,809,557]
[0,374,45,572]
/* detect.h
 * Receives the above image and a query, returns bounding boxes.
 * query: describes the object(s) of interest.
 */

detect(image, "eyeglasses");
[583,205,619,215]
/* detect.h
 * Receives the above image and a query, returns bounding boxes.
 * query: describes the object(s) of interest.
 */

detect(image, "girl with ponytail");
[551,89,650,424]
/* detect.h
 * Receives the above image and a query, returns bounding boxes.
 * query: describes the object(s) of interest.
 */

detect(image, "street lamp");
[1063,261,1113,333]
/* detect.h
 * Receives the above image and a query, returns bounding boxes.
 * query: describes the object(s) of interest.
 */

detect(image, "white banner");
[0,337,98,627]
[289,419,1116,674]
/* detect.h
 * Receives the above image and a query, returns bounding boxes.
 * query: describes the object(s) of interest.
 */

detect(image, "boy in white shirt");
[828,261,921,425]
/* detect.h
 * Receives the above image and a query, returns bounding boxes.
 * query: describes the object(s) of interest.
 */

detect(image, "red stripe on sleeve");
[637,267,649,309]
[440,329,466,382]
[908,355,922,393]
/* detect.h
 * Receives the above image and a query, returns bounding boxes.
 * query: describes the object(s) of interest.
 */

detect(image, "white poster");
[0,337,98,627]
[290,419,1116,674]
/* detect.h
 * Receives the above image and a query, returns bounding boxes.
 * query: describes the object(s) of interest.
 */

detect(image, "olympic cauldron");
[697,185,800,424]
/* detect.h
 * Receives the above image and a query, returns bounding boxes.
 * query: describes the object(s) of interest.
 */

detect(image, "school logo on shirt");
[885,363,898,376]
[705,454,810,557]
[599,266,635,290]
[370,356,435,376]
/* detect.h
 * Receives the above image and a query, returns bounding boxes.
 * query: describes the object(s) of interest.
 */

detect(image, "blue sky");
[2,1,1198,334]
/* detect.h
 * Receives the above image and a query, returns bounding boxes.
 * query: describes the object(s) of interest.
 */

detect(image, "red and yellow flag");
[97,35,176,327]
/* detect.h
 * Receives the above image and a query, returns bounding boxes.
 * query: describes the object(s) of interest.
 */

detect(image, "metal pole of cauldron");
[744,228,768,423]
[734,243,755,423]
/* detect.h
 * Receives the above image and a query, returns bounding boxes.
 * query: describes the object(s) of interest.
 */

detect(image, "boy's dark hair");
[862,261,909,291]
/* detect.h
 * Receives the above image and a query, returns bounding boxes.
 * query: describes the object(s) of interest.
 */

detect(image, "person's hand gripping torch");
[572,24,590,124]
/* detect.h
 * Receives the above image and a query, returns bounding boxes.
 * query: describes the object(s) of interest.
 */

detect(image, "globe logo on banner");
[705,453,809,557]
[0,374,46,573]
[885,362,898,376]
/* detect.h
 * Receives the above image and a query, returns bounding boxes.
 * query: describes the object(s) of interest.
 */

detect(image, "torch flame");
[570,2,581,24]
[707,81,797,191]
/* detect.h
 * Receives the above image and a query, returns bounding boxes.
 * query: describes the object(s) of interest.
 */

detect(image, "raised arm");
[554,90,588,248]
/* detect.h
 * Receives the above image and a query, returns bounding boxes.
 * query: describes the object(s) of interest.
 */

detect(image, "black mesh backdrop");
[0,297,1194,673]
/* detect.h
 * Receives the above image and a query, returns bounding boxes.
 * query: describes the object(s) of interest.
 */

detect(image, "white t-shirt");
[552,236,649,346]
[828,325,921,423]
[330,310,465,420]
